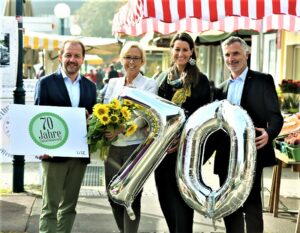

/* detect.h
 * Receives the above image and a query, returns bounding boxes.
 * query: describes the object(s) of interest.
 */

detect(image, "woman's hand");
[167,134,181,154]
[86,110,92,120]
[35,154,51,160]
[104,126,125,141]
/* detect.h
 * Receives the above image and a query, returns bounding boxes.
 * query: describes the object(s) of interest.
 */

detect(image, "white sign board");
[0,17,18,90]
[0,103,11,160]
[8,104,89,158]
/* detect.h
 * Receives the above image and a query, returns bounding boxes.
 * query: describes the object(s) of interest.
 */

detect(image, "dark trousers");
[218,165,264,233]
[155,153,194,233]
[104,144,142,233]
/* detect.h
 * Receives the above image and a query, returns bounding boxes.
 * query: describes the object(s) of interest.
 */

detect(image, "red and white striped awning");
[112,0,300,36]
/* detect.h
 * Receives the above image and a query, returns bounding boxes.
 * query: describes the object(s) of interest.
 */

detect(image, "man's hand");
[255,127,269,150]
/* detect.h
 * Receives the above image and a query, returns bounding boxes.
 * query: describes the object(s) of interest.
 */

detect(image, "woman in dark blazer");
[155,32,211,233]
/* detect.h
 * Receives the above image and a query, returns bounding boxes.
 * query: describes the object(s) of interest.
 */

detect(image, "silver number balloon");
[176,100,256,220]
[108,87,186,220]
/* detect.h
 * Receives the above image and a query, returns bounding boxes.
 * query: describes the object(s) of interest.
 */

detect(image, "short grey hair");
[120,41,146,65]
[221,36,249,53]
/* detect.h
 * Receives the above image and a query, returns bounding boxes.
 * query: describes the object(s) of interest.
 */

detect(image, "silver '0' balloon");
[108,87,186,220]
[176,100,256,220]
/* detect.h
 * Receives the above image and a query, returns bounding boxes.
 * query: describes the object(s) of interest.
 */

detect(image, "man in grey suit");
[206,36,283,233]
[34,40,97,233]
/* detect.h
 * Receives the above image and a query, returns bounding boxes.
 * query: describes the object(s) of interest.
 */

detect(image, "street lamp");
[54,3,70,35]
[13,0,25,193]
[70,24,82,36]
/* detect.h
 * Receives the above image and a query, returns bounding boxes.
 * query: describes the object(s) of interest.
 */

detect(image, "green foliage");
[87,99,138,160]
[75,0,124,38]
[281,94,300,113]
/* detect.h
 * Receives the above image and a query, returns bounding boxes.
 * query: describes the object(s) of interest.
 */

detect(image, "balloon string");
[126,206,136,220]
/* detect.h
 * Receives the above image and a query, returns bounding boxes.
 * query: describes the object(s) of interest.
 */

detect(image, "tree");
[75,0,124,38]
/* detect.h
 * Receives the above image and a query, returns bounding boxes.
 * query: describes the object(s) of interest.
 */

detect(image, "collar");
[125,72,144,87]
[60,69,81,82]
[229,67,248,82]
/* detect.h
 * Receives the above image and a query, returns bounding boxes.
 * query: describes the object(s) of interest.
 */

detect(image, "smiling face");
[122,47,144,78]
[171,40,193,70]
[223,41,249,79]
[59,41,84,80]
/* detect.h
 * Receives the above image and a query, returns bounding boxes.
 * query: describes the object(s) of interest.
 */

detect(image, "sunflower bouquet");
[87,98,138,160]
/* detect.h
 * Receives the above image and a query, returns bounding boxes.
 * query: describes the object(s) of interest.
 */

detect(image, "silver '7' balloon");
[107,87,186,220]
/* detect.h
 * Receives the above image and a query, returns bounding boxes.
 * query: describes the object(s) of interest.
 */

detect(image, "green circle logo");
[29,112,69,149]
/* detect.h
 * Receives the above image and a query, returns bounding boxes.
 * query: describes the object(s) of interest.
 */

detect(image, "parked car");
[0,44,9,65]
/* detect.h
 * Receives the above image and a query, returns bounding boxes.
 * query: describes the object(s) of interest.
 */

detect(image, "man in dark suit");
[208,36,283,233]
[34,40,97,233]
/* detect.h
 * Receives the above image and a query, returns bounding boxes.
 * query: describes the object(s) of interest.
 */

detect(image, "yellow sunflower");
[123,99,133,106]
[125,123,138,137]
[110,114,119,124]
[134,103,142,109]
[121,106,131,121]
[99,114,111,125]
[110,98,121,110]
[93,104,110,119]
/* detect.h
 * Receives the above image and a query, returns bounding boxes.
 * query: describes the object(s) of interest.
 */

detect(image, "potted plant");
[279,79,300,113]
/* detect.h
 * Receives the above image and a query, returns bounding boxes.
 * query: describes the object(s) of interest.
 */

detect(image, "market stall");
[111,1,300,230]
[112,0,300,85]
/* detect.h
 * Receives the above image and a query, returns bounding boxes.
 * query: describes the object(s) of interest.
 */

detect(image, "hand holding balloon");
[107,87,186,220]
[176,100,256,220]
[255,127,269,149]
[166,133,180,154]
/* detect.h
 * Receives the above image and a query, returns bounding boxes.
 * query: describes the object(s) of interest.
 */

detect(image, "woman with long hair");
[155,32,211,233]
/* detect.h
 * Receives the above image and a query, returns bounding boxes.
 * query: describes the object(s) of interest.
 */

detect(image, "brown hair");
[170,32,200,87]
[60,40,85,57]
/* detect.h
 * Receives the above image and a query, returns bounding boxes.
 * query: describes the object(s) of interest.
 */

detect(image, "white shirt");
[61,69,81,107]
[103,73,158,146]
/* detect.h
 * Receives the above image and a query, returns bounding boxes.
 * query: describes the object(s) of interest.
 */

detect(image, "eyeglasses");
[123,56,142,62]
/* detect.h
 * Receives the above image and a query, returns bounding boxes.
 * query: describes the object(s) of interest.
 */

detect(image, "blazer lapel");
[240,69,253,107]
[79,78,86,107]
[54,71,72,106]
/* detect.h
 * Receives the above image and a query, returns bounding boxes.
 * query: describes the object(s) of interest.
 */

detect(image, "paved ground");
[0,155,299,233]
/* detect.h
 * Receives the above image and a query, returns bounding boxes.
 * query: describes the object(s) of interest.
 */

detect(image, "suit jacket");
[207,69,283,174]
[34,69,97,164]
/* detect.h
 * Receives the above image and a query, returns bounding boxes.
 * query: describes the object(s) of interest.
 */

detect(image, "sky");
[1,0,86,17]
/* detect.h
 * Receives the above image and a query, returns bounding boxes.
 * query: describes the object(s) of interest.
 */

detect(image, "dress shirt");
[61,69,81,107]
[226,67,248,106]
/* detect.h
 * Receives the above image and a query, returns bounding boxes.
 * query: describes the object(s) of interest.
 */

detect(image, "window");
[293,46,300,81]
[286,45,300,81]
